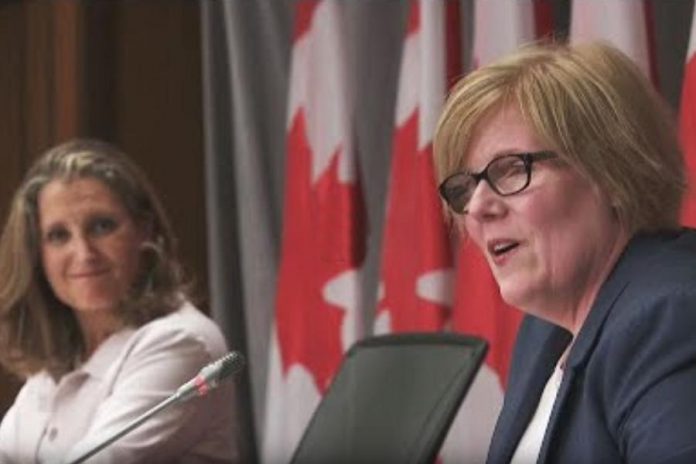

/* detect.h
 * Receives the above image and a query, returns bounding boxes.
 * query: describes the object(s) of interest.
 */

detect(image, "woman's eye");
[505,162,527,177]
[500,158,526,173]
[45,228,70,245]
[89,217,118,236]
[492,159,525,180]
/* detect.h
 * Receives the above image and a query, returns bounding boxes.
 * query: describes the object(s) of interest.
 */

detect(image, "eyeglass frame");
[438,151,558,214]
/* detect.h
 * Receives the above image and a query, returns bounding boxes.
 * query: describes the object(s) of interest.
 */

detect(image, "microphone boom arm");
[67,393,180,464]
[66,352,245,464]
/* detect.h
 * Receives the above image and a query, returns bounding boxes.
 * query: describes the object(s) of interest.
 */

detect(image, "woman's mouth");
[487,240,520,264]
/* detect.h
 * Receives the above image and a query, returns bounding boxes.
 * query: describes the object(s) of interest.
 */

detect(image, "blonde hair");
[0,139,186,378]
[434,41,684,233]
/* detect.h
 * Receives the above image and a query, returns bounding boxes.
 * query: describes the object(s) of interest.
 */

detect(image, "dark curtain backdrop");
[201,1,693,462]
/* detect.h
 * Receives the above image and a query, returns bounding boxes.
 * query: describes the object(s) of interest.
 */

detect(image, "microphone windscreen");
[217,351,246,381]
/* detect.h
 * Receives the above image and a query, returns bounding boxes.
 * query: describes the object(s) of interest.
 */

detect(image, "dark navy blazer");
[487,230,696,464]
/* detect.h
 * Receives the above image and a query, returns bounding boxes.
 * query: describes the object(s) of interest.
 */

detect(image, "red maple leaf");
[681,56,696,227]
[378,110,452,331]
[452,242,522,388]
[276,109,366,394]
[293,1,320,41]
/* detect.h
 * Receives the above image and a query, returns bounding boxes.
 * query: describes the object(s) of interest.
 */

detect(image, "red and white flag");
[375,0,454,337]
[262,2,366,462]
[570,0,656,80]
[375,1,456,457]
[680,9,696,226]
[376,0,509,461]
[442,3,552,463]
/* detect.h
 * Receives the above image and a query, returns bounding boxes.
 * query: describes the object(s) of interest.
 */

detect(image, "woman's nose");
[466,180,506,222]
[70,235,97,259]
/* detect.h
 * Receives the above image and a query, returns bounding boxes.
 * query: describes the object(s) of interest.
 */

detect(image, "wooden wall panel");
[23,1,54,157]
[53,1,83,141]
[0,1,29,417]
[85,0,208,311]
[0,0,85,418]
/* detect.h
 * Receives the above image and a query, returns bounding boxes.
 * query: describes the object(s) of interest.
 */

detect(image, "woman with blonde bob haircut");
[434,41,696,463]
[436,41,684,233]
[0,139,238,462]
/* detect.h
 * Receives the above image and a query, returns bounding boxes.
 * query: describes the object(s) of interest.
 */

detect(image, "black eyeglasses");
[438,151,557,214]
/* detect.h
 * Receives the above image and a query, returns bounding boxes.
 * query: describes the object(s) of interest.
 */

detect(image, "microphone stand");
[67,393,182,464]
[66,352,244,464]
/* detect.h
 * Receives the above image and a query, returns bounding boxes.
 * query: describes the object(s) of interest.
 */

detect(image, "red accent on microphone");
[194,375,210,397]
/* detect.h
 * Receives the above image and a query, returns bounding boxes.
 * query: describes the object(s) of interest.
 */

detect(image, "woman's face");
[461,104,627,323]
[38,177,148,318]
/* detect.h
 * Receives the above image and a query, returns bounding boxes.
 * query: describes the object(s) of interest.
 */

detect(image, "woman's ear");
[593,183,621,217]
[607,194,622,217]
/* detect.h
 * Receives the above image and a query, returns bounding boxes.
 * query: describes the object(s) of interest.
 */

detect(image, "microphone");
[67,351,245,464]
[172,351,246,403]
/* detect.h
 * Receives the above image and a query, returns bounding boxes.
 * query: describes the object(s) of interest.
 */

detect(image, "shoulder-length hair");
[0,139,186,378]
[434,41,685,233]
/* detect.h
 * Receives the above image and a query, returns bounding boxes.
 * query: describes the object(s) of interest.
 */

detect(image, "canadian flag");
[570,0,656,81]
[374,0,454,337]
[680,9,696,226]
[375,1,467,459]
[261,2,367,463]
[442,2,552,463]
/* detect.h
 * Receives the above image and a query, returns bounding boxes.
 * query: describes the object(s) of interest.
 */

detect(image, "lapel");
[488,319,570,464]
[535,234,667,463]
[488,232,675,464]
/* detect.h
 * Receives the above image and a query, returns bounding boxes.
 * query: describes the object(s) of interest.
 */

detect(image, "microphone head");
[216,351,246,381]
[175,351,246,402]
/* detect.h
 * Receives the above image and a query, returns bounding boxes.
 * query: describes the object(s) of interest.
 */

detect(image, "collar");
[77,327,135,380]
